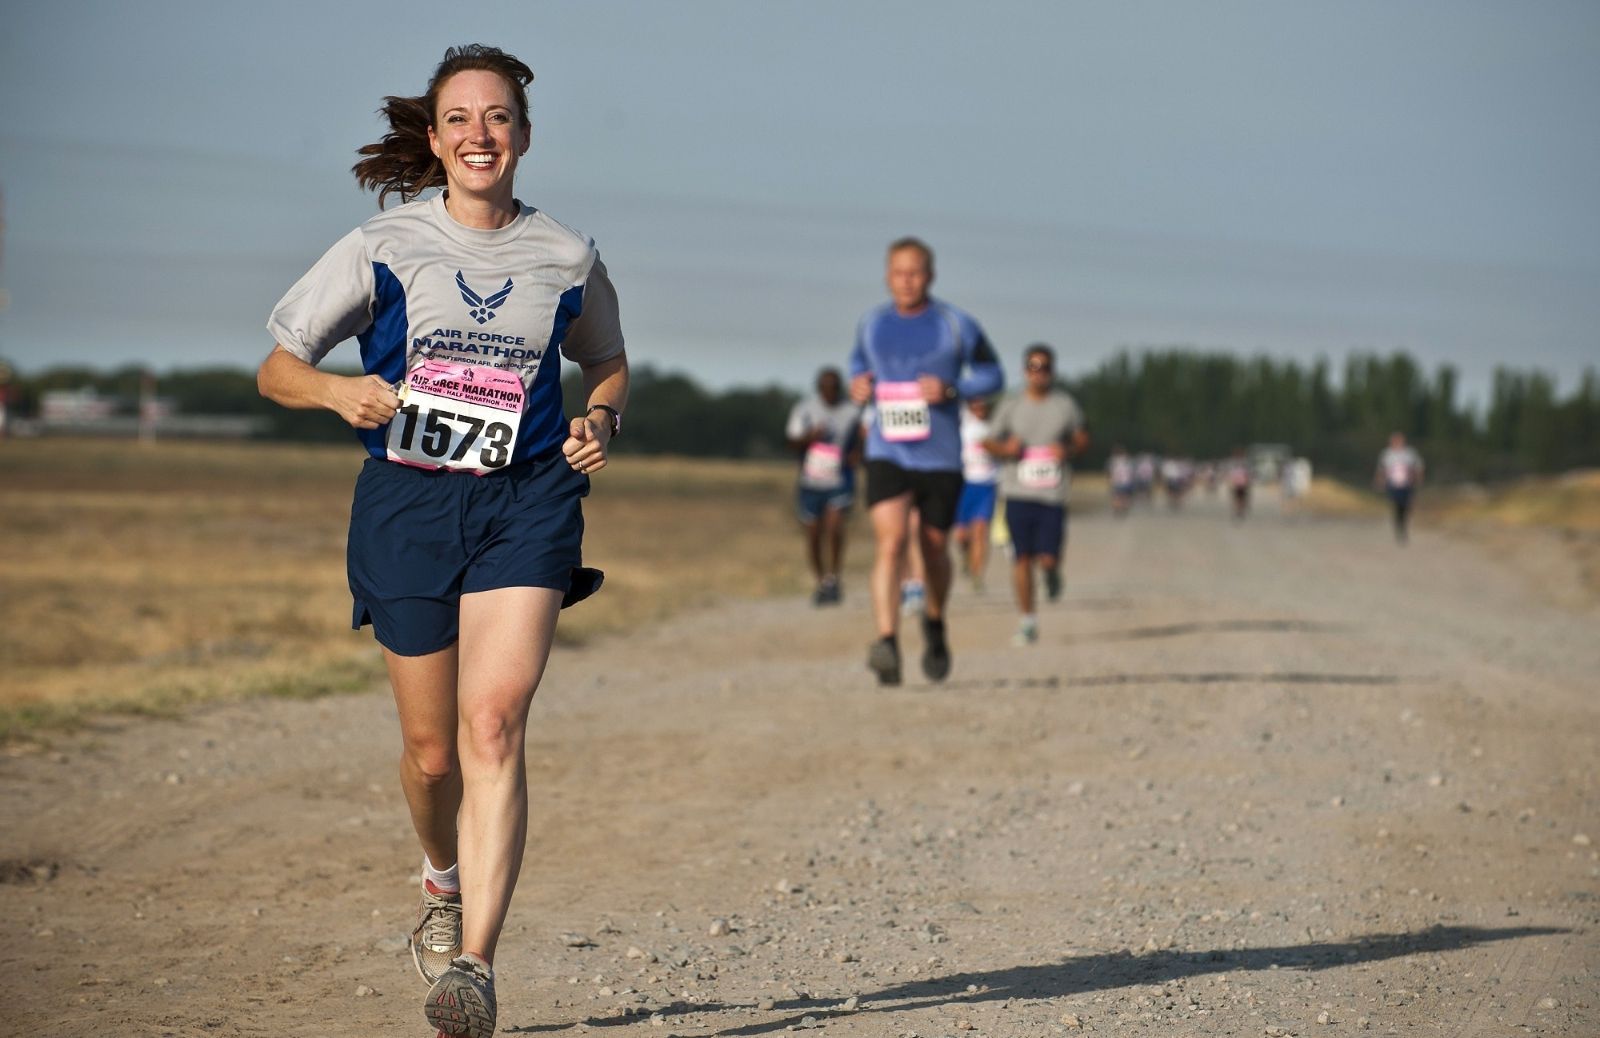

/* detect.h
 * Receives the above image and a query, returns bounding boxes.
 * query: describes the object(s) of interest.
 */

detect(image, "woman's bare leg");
[385,645,462,871]
[453,586,564,964]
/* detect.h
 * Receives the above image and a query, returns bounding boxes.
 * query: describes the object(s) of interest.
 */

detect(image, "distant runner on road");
[953,396,1000,591]
[786,367,862,606]
[1375,431,1424,544]
[985,344,1088,646]
[1227,449,1252,520]
[848,236,1004,685]
[1108,445,1135,518]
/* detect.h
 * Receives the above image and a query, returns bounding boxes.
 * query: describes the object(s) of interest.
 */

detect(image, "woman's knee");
[401,739,458,786]
[458,705,528,766]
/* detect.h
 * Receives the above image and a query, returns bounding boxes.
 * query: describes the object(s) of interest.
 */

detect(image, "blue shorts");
[347,454,596,657]
[1005,499,1067,558]
[797,482,854,522]
[954,481,997,527]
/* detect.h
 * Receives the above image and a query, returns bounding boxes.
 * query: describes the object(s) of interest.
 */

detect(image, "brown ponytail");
[352,44,535,208]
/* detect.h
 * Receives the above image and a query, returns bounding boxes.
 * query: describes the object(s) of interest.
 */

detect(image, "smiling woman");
[352,44,534,212]
[254,42,630,1038]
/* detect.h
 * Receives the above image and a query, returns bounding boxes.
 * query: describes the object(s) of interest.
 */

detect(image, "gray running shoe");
[411,884,463,984]
[425,953,497,1038]
[867,638,901,686]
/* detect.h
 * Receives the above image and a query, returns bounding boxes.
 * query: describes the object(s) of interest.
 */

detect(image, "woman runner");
[258,44,628,1038]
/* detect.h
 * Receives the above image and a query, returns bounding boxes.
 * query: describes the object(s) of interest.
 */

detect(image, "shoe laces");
[414,888,462,950]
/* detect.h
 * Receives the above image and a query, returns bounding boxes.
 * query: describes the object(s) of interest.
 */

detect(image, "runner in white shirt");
[953,397,1000,591]
[785,368,863,605]
[1374,431,1424,544]
[1108,445,1135,518]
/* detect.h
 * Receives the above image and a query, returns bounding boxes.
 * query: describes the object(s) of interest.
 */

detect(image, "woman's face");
[428,69,529,205]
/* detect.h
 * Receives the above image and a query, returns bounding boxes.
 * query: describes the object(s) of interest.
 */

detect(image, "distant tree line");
[6,351,1597,481]
[1,361,802,459]
[1065,350,1600,482]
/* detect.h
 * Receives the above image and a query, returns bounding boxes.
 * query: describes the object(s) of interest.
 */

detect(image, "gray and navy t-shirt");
[268,193,624,465]
[990,390,1085,505]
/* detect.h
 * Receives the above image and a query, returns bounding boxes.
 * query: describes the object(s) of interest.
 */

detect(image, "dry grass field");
[1420,468,1600,601]
[0,439,838,741]
[1426,468,1600,531]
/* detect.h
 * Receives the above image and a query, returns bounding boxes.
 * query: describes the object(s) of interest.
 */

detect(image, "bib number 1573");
[386,360,524,474]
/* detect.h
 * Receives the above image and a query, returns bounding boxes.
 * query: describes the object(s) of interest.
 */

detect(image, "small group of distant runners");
[792,238,1092,679]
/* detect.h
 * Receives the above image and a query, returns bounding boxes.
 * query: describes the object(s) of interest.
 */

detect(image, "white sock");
[423,855,459,893]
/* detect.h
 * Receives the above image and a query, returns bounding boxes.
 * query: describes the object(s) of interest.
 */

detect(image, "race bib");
[802,442,845,488]
[1018,446,1064,490]
[1386,461,1412,487]
[386,359,523,474]
[876,381,931,442]
[962,439,997,482]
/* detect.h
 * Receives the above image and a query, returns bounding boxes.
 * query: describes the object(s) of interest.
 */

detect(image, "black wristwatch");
[587,403,622,438]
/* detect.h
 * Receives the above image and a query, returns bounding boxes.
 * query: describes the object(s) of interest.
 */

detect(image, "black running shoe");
[867,638,901,686]
[1043,566,1062,602]
[921,615,951,682]
[813,576,841,607]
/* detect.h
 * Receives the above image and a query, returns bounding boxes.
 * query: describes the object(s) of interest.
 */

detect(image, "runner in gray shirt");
[985,344,1089,645]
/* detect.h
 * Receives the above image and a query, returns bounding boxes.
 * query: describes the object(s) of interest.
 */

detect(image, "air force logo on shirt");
[456,271,514,324]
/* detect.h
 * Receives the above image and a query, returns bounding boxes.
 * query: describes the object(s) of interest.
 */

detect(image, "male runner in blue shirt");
[848,237,1004,685]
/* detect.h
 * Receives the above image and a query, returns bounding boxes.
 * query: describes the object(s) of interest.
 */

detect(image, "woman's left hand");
[562,415,612,474]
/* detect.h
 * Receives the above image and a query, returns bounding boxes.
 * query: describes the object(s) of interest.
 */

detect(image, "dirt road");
[5,491,1596,1037]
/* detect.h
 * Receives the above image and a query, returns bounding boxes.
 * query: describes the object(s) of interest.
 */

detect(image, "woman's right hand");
[331,374,401,430]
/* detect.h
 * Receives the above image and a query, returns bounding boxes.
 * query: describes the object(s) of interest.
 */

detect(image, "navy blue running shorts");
[1005,499,1067,558]
[347,453,593,656]
[796,483,855,523]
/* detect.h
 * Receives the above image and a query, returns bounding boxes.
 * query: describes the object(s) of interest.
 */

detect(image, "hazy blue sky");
[2,0,1596,400]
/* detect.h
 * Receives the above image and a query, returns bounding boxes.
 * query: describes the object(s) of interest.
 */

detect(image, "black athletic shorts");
[864,460,964,531]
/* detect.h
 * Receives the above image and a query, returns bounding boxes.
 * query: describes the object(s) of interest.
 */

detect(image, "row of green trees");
[1,362,802,457]
[1070,350,1600,481]
[7,351,1597,481]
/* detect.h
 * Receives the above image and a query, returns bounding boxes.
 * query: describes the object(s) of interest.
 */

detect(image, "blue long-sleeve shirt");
[848,298,1004,471]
